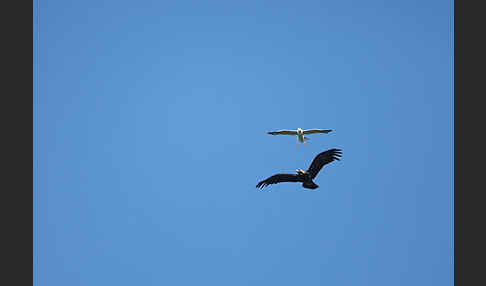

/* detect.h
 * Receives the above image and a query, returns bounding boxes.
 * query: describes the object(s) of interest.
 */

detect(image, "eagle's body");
[267,128,332,145]
[256,149,342,190]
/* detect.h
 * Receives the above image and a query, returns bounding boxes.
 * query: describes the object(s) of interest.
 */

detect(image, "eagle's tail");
[303,181,319,189]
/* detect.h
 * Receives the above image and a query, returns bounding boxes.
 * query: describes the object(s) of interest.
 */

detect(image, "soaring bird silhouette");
[267,128,332,145]
[256,149,342,190]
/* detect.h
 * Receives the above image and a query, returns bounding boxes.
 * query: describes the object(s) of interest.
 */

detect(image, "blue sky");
[34,0,453,285]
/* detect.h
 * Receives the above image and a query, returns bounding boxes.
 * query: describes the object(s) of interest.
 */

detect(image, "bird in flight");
[256,148,342,190]
[267,128,332,145]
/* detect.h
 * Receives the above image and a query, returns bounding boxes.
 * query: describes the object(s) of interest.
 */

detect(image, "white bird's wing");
[302,129,333,135]
[267,130,298,135]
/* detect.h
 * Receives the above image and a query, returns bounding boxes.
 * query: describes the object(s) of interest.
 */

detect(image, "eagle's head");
[296,169,307,175]
[297,128,303,134]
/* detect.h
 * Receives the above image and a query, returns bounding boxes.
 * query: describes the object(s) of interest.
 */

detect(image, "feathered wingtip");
[330,148,342,160]
[256,180,268,189]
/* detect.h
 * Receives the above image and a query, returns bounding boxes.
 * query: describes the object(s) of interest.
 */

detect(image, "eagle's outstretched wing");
[305,149,342,179]
[267,130,298,135]
[302,129,333,134]
[256,173,303,189]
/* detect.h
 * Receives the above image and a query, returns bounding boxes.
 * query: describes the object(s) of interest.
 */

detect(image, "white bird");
[267,128,332,145]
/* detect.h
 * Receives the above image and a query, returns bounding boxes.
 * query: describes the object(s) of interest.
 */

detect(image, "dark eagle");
[256,148,342,190]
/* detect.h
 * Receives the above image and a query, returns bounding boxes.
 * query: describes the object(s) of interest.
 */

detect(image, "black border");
[455,0,485,284]
[2,1,34,285]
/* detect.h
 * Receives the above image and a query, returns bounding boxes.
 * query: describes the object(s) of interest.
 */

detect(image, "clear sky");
[34,0,453,285]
